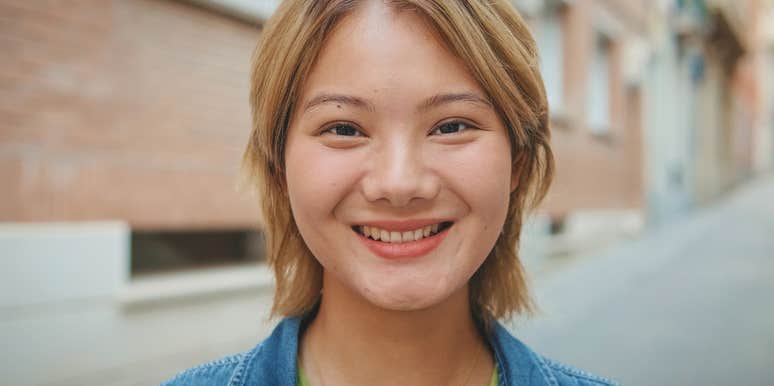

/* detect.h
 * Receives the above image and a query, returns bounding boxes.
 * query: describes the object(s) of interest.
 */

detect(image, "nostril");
[360,151,439,206]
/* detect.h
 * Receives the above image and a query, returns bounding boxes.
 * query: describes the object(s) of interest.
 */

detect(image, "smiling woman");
[161,1,618,386]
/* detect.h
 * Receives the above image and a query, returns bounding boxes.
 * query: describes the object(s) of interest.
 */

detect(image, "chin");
[360,280,461,312]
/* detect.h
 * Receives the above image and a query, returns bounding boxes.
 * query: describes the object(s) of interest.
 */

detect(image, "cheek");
[435,140,513,214]
[285,136,362,223]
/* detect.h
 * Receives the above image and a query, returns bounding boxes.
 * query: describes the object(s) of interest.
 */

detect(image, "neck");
[299,274,494,386]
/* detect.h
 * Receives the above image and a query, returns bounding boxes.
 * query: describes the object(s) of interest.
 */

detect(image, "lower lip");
[357,227,449,260]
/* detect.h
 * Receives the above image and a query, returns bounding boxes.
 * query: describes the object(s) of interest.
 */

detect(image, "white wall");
[0,222,129,309]
[643,31,697,224]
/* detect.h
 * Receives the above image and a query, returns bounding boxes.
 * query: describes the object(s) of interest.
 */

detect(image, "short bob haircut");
[243,0,554,323]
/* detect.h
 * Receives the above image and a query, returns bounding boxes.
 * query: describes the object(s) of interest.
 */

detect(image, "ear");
[510,152,526,192]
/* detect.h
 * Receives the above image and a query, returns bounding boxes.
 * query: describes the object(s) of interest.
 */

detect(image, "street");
[512,175,774,385]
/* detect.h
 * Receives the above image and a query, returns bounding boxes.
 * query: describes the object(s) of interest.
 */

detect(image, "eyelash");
[321,120,477,137]
[322,123,364,137]
[429,120,477,136]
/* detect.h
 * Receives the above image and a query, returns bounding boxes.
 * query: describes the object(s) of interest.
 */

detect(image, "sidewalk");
[2,175,772,386]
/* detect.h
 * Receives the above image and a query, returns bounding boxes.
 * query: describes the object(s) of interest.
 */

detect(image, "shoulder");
[539,356,620,386]
[158,317,301,386]
[489,321,620,386]
[158,348,258,386]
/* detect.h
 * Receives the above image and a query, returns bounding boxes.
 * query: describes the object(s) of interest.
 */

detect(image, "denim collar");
[232,316,554,386]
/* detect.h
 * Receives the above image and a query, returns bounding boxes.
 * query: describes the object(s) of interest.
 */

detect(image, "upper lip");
[355,219,452,232]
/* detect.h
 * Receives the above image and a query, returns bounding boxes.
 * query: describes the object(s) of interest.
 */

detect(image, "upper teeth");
[360,223,442,243]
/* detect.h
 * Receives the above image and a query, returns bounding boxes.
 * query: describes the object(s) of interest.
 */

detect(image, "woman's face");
[285,2,517,311]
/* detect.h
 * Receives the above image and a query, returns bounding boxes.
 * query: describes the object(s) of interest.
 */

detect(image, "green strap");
[298,366,311,386]
[489,367,499,386]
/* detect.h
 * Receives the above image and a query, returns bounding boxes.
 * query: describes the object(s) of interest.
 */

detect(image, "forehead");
[299,1,484,106]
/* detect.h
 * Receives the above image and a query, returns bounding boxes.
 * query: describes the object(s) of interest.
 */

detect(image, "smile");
[353,222,453,243]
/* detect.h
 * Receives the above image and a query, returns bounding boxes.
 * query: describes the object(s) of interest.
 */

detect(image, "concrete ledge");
[120,264,274,307]
[548,210,644,257]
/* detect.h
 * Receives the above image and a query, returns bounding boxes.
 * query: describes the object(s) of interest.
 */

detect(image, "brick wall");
[539,0,645,214]
[0,0,262,230]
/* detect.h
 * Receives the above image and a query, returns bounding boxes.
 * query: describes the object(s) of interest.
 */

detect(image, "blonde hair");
[243,0,554,323]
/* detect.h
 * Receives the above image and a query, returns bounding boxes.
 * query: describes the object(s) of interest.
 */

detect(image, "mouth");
[351,221,454,243]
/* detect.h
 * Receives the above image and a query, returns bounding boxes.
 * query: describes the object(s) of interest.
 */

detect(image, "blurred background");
[1,0,772,385]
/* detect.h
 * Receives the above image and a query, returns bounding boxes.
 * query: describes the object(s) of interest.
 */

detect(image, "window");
[588,32,612,135]
[131,230,264,276]
[535,12,565,115]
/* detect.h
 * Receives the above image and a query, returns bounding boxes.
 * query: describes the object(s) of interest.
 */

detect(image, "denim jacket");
[160,317,618,386]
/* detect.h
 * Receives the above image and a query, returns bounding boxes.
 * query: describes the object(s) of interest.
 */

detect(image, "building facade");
[1,0,261,230]
[643,0,774,223]
[518,0,649,217]
[0,0,268,312]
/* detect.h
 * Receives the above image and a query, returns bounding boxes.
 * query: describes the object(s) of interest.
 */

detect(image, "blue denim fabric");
[160,317,619,386]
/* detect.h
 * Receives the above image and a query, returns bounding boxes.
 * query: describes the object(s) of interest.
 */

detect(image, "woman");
[163,1,617,385]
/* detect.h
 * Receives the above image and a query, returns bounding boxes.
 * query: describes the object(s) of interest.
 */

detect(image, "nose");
[361,139,440,207]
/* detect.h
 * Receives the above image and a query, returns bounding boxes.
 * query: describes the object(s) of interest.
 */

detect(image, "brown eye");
[431,120,476,136]
[323,123,363,137]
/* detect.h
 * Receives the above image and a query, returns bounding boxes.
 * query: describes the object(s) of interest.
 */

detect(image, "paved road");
[511,175,774,386]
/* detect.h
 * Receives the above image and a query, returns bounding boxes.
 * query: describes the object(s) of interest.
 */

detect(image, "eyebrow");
[417,92,493,112]
[303,94,376,113]
[301,92,493,114]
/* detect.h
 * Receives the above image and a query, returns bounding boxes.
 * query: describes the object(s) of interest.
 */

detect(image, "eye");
[322,123,364,137]
[430,120,477,136]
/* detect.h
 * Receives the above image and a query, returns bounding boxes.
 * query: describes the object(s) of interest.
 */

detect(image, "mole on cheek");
[336,104,341,109]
